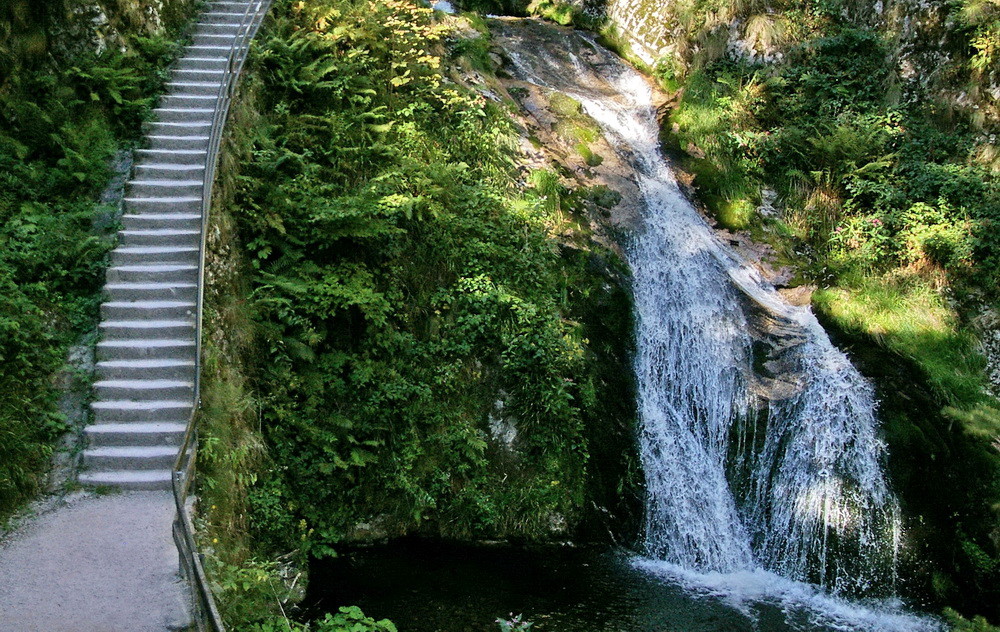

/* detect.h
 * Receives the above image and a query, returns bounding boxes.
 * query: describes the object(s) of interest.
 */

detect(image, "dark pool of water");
[305,540,935,632]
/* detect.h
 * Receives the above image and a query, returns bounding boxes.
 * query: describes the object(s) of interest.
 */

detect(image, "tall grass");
[814,271,998,419]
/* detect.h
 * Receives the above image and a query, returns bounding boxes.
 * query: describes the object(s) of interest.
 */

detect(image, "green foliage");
[945,608,1000,632]
[208,554,394,631]
[813,276,989,407]
[247,607,397,632]
[527,0,575,26]
[667,24,1000,279]
[546,92,605,168]
[450,33,493,73]
[525,0,604,30]
[0,4,185,519]
[207,556,293,627]
[312,607,396,632]
[496,613,534,632]
[954,0,1000,79]
[455,0,530,16]
[217,0,633,558]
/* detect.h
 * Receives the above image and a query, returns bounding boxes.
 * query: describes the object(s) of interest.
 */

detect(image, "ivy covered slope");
[609,0,1000,621]
[0,0,194,520]
[199,0,637,568]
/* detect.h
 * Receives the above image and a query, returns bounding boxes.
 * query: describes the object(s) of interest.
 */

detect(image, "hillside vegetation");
[0,0,194,520]
[196,0,637,626]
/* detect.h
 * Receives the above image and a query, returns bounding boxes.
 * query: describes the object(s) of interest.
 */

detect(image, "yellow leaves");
[390,71,413,87]
[417,54,441,69]
[311,8,342,33]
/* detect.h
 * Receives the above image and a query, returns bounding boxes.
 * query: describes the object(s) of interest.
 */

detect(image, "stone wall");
[1,0,197,67]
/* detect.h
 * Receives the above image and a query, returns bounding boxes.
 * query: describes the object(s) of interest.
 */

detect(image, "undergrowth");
[198,0,636,627]
[0,0,192,520]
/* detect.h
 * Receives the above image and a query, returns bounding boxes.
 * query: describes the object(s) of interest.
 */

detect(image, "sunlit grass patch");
[813,272,992,410]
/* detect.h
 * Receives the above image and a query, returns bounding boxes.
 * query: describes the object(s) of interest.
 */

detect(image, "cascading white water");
[498,22,901,595]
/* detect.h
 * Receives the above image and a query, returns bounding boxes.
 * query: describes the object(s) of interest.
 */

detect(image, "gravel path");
[0,491,190,632]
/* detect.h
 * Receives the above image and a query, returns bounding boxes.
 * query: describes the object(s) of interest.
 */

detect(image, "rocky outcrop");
[564,0,997,138]
[1,0,197,66]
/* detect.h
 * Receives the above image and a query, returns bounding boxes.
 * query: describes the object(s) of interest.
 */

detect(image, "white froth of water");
[501,15,904,605]
[632,558,942,632]
[431,0,456,14]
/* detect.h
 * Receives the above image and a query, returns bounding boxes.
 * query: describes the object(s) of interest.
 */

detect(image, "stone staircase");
[79,1,259,491]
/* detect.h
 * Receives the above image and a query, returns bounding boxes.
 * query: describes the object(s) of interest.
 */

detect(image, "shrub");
[0,6,184,518]
[217,0,634,555]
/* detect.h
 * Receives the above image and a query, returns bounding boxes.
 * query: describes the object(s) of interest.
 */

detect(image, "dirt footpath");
[0,491,190,632]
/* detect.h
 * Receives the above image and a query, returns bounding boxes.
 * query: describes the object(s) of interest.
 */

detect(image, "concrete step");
[123,196,201,214]
[104,282,198,303]
[99,320,196,341]
[159,94,218,109]
[91,400,193,423]
[200,11,248,25]
[191,32,240,46]
[135,148,208,165]
[106,263,199,284]
[133,163,205,180]
[117,229,201,248]
[127,180,203,198]
[96,358,196,381]
[166,79,225,98]
[121,213,202,231]
[97,339,197,361]
[146,134,211,151]
[194,22,243,35]
[82,446,178,471]
[171,68,226,83]
[100,300,197,320]
[85,423,188,448]
[110,246,200,265]
[176,57,228,71]
[78,470,173,491]
[94,379,195,400]
[149,106,216,123]
[184,44,238,58]
[146,120,213,136]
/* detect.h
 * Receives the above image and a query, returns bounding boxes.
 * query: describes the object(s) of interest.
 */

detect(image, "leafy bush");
[496,613,534,632]
[945,608,1000,632]
[455,0,530,16]
[245,607,396,632]
[0,4,185,518]
[216,0,634,557]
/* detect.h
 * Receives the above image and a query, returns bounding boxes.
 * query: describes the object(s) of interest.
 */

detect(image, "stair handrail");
[172,1,274,630]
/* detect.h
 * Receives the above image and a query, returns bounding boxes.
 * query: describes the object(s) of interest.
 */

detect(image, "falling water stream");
[491,19,934,631]
[309,18,941,632]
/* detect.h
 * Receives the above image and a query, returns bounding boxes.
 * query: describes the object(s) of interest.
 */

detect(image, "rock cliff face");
[60,0,195,54]
[571,0,997,136]
[1,0,195,65]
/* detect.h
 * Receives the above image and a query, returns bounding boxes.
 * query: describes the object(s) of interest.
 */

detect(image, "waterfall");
[497,21,901,596]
